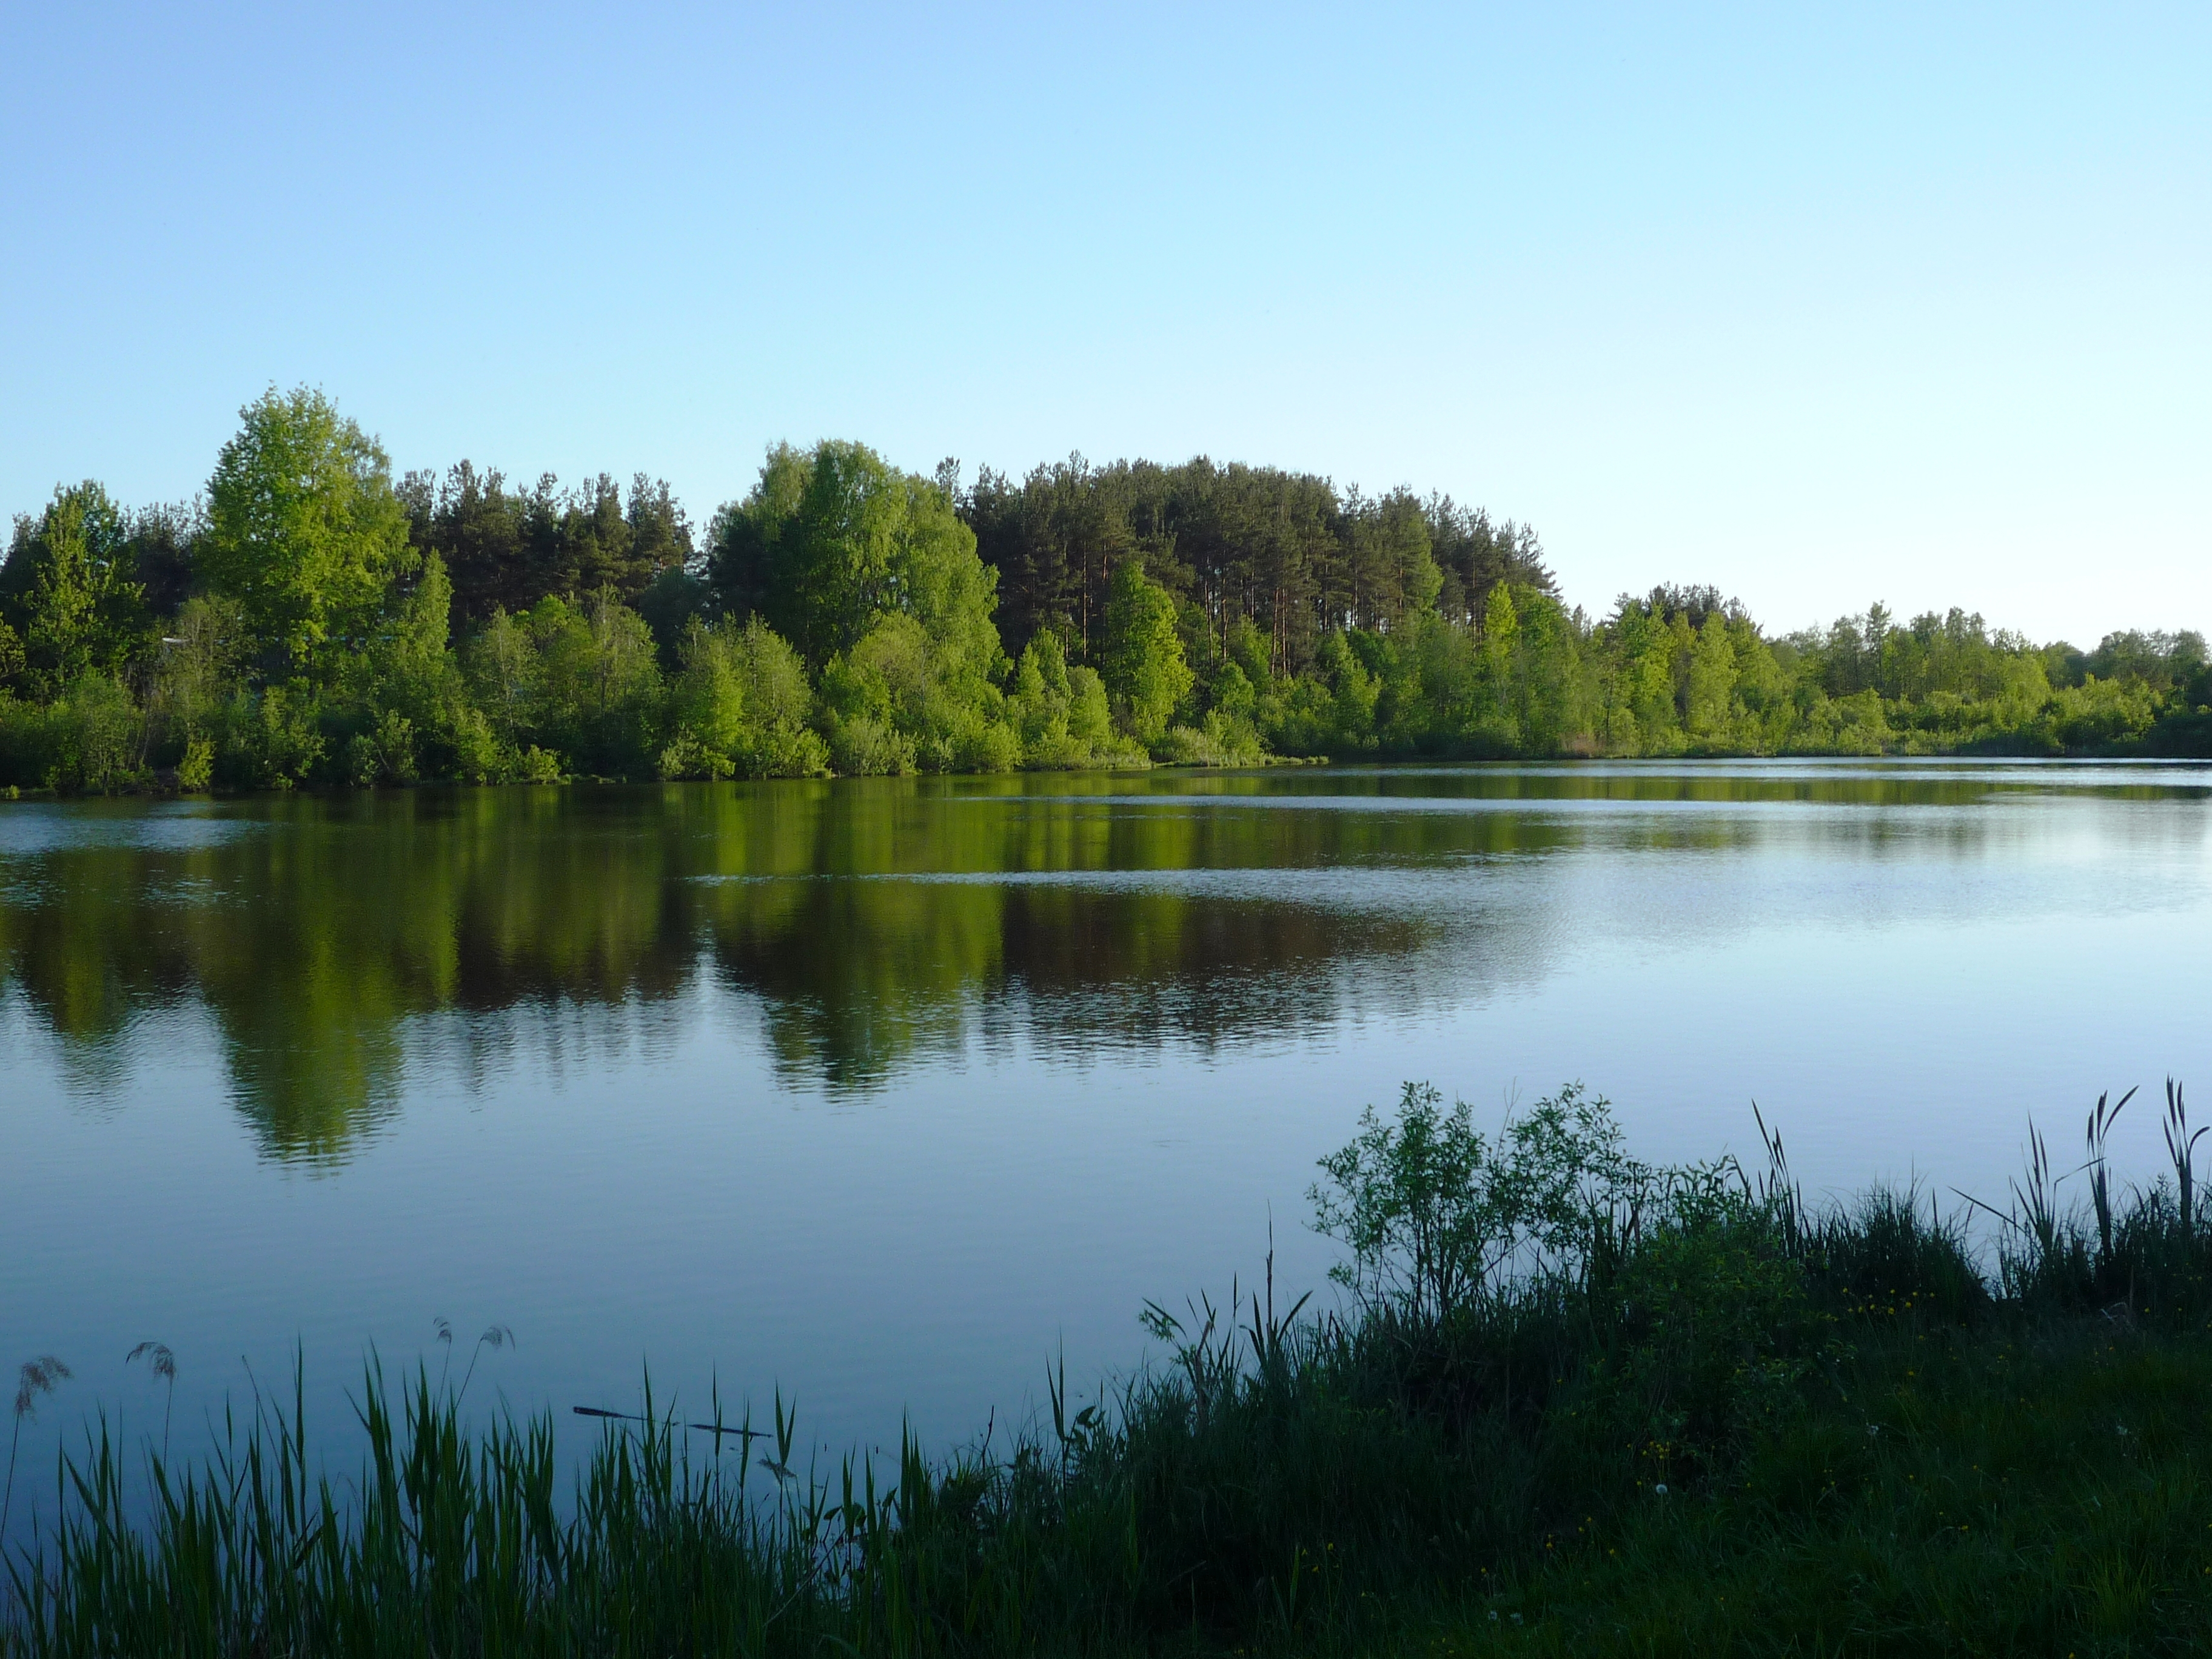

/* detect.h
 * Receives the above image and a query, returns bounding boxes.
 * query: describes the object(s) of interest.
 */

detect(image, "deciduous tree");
[201,387,415,680]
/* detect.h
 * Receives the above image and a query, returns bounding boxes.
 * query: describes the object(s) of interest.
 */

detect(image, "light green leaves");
[1101,557,1191,747]
[1310,1081,1649,1324]
[4,481,146,692]
[201,386,414,680]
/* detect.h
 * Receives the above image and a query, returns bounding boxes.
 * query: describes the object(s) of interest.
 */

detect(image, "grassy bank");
[10,1082,2212,1656]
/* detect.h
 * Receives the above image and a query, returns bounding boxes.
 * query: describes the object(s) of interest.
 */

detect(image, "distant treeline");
[2,387,2207,792]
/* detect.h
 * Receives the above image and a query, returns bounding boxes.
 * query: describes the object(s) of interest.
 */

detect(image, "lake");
[4,761,2209,1523]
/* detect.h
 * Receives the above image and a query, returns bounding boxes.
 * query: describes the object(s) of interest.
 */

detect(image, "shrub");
[40,675,144,793]
[1309,1081,1648,1323]
[217,685,326,789]
[343,708,417,786]
[175,735,215,792]
[1595,1190,1828,1483]
[826,713,914,777]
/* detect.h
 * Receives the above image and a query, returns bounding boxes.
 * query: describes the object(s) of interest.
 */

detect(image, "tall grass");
[8,1079,2212,1656]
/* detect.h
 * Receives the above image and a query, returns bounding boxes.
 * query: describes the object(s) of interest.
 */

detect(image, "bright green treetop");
[201,387,415,679]
[709,440,1002,676]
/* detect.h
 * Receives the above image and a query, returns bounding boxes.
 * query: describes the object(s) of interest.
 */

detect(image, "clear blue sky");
[3,2,2204,645]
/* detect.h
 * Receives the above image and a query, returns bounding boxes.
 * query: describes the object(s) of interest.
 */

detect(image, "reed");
[2,1361,71,1552]
[121,1346,175,1467]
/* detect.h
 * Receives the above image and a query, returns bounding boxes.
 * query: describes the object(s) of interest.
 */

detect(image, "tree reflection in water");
[0,765,2138,1161]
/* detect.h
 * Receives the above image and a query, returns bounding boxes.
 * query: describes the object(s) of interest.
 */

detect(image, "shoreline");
[12,1089,2212,1654]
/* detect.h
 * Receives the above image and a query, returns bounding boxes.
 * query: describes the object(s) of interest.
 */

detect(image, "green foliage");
[819,613,1017,776]
[344,708,418,786]
[1100,558,1192,746]
[1312,1082,1644,1322]
[1153,709,1267,766]
[218,684,327,790]
[962,454,1552,677]
[1684,613,1738,743]
[460,606,538,749]
[1004,630,1134,767]
[725,618,830,778]
[1,484,147,694]
[1319,630,1380,748]
[635,562,710,660]
[1153,654,1269,766]
[1597,1193,1827,1482]
[529,593,663,776]
[147,595,245,751]
[1344,484,1444,623]
[401,461,697,628]
[341,555,471,779]
[12,675,146,793]
[0,697,38,786]
[659,620,745,779]
[201,387,416,680]
[174,736,213,793]
[713,442,1019,772]
[710,441,1001,672]
[6,417,2211,791]
[659,617,830,780]
[19,1083,2212,1654]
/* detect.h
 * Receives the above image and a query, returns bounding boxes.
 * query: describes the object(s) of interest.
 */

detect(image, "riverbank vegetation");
[10,1080,2212,1654]
[4,387,2208,794]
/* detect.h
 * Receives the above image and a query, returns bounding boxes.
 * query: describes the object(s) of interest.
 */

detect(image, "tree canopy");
[1,481,147,693]
[398,463,694,630]
[2,398,2208,794]
[1101,558,1192,743]
[199,387,416,679]
[708,440,1002,674]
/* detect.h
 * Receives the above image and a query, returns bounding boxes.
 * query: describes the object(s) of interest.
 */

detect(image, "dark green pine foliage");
[398,463,696,631]
[959,454,1553,679]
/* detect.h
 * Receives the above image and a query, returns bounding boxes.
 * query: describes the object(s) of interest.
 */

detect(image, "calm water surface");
[4,762,2208,1515]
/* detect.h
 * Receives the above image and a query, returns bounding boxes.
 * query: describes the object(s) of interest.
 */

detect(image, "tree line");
[2,386,2207,793]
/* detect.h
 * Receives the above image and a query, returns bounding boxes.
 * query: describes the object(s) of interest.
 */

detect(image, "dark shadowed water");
[3,762,2208,1523]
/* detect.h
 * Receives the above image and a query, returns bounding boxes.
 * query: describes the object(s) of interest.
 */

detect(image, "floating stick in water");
[572,1404,766,1444]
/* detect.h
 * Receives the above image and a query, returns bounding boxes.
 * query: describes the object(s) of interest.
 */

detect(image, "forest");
[2,386,2207,793]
